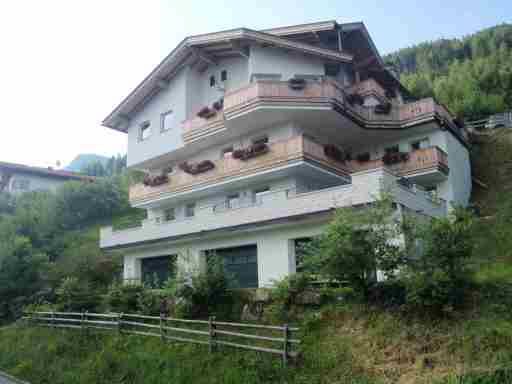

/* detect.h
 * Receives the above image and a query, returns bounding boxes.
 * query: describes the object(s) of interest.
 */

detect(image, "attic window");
[210,75,216,87]
[221,70,227,82]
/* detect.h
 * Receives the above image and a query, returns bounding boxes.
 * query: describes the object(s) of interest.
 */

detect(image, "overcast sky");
[0,1,508,168]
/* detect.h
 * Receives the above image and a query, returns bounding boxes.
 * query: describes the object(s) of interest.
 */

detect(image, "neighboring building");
[99,20,472,288]
[0,161,94,195]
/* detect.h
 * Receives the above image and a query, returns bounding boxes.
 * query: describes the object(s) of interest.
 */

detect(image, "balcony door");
[208,245,258,288]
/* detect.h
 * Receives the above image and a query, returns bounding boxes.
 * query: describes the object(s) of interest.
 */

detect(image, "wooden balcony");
[130,135,350,206]
[348,78,388,101]
[350,146,449,183]
[181,79,460,145]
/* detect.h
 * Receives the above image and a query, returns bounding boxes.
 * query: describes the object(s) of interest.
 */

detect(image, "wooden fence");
[23,311,300,366]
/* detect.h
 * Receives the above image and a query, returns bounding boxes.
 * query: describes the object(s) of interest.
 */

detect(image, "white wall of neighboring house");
[5,173,69,194]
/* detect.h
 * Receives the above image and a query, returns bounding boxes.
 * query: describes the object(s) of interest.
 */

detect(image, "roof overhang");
[102,27,353,132]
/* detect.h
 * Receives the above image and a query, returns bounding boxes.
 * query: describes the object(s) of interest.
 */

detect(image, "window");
[410,138,430,151]
[185,203,195,218]
[221,146,233,158]
[12,179,30,191]
[141,255,177,288]
[221,70,227,82]
[294,238,313,273]
[325,64,341,77]
[384,145,399,154]
[251,136,269,145]
[226,193,240,209]
[139,121,151,141]
[209,75,216,87]
[206,245,258,288]
[160,110,174,132]
[164,208,175,222]
[252,186,270,203]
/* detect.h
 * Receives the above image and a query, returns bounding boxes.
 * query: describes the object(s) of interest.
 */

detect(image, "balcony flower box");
[179,160,215,175]
[288,78,306,90]
[382,151,409,165]
[374,102,392,114]
[143,173,169,187]
[324,144,348,163]
[232,143,269,161]
[212,98,224,111]
[197,106,216,119]
[346,93,364,106]
[356,153,370,162]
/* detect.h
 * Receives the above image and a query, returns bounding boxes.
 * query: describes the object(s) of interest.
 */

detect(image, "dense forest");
[384,23,512,120]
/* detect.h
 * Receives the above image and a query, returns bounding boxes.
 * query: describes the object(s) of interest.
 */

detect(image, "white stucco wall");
[249,46,326,81]
[442,131,472,208]
[127,67,188,167]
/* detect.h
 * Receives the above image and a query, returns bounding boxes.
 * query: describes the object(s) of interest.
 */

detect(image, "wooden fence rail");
[23,311,300,366]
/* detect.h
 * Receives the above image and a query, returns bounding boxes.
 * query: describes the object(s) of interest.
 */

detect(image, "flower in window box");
[212,98,224,111]
[324,144,346,163]
[197,106,216,119]
[288,78,306,90]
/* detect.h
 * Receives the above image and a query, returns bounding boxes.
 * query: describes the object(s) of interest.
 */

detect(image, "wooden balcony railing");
[130,135,350,205]
[181,79,458,145]
[350,146,449,177]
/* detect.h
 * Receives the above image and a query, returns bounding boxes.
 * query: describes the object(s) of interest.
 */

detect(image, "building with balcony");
[100,20,471,288]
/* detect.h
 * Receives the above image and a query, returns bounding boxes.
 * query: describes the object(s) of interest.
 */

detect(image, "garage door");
[212,245,258,288]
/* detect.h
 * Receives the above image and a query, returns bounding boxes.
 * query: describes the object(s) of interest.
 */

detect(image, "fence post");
[160,313,165,341]
[118,313,123,335]
[80,311,85,335]
[51,311,55,329]
[282,324,289,368]
[208,316,217,353]
[84,311,89,336]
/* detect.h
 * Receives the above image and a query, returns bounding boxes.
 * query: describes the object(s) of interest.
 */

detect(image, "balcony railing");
[101,168,448,250]
[129,135,350,206]
[181,79,459,145]
[349,146,449,177]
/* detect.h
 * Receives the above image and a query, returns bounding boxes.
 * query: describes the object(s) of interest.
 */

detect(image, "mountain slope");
[384,24,512,120]
[65,154,109,172]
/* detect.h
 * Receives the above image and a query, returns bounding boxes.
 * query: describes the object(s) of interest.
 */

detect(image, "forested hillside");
[384,23,512,120]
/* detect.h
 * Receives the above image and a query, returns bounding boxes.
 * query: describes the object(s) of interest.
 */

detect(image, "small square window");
[209,75,216,87]
[185,203,195,218]
[226,193,240,209]
[164,208,175,222]
[410,138,430,151]
[251,136,269,145]
[160,110,174,132]
[139,121,151,141]
[221,70,227,82]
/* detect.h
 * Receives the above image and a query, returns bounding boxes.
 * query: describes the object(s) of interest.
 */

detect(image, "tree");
[303,196,404,298]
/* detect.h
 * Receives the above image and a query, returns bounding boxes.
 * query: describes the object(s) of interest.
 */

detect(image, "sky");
[0,0,509,168]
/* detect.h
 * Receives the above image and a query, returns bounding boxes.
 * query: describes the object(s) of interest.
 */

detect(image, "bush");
[174,256,234,319]
[400,207,476,314]
[104,282,144,313]
[56,277,101,312]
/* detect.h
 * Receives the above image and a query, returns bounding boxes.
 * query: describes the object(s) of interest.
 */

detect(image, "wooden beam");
[189,46,217,65]
[230,41,249,59]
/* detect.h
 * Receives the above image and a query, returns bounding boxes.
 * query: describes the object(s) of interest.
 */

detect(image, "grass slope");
[1,304,511,384]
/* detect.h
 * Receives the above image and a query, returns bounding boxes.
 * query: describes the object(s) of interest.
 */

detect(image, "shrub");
[174,256,234,319]
[56,277,101,312]
[400,207,476,314]
[104,282,144,313]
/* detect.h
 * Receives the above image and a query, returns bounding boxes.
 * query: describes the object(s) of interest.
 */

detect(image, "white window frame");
[139,121,151,141]
[185,203,195,218]
[160,110,174,132]
[164,207,175,222]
